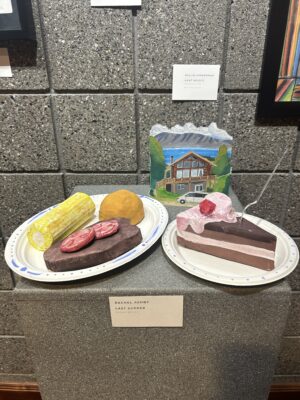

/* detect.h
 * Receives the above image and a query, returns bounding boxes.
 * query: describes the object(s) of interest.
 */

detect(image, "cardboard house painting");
[149,123,233,205]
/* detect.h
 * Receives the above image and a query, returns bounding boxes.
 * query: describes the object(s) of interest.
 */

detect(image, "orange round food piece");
[99,190,144,225]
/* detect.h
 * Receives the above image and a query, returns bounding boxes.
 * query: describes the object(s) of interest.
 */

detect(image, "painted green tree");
[212,144,231,176]
[149,136,166,195]
[212,145,231,194]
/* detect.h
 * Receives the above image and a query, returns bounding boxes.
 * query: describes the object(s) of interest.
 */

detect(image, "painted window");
[191,169,204,177]
[177,161,183,168]
[183,161,191,168]
[183,169,190,178]
[177,184,185,191]
[176,170,183,178]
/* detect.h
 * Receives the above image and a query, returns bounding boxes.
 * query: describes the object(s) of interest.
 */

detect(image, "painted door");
[195,184,204,192]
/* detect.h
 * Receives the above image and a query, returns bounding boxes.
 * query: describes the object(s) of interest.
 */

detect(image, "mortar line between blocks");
[132,8,141,180]
[219,0,233,98]
[0,335,25,339]
[218,0,235,127]
[279,129,300,227]
[36,0,67,196]
[283,335,300,339]
[0,172,139,176]
[0,373,36,376]
[48,96,67,195]
[35,0,53,92]
[274,374,300,376]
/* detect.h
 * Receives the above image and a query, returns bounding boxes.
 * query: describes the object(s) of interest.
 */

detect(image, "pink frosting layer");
[176,192,237,234]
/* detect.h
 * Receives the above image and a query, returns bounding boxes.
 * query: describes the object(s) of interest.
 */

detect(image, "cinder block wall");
[0,0,299,384]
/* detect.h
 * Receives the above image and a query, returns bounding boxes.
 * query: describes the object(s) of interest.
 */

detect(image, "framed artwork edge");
[257,0,300,121]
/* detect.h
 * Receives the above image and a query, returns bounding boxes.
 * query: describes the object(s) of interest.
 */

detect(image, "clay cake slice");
[44,218,142,272]
[177,217,277,271]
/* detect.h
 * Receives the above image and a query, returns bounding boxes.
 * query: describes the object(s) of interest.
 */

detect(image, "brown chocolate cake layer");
[204,217,276,249]
[44,218,142,272]
[177,236,275,271]
[186,218,277,251]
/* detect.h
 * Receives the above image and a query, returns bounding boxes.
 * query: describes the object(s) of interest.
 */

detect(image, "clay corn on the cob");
[27,192,95,251]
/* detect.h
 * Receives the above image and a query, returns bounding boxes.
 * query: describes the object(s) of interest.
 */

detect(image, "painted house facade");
[156,151,215,194]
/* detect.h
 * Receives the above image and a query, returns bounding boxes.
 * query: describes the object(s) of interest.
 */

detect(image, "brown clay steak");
[44,218,142,272]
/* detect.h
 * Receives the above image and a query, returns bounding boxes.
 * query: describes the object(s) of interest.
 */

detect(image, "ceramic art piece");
[149,122,233,206]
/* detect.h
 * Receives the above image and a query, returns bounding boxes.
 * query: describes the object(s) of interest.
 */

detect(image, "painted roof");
[170,151,214,166]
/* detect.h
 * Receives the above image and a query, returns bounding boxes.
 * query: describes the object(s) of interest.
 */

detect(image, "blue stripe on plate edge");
[12,259,42,275]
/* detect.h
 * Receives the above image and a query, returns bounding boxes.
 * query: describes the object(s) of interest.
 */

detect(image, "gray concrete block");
[55,95,137,172]
[285,293,300,336]
[39,0,134,90]
[231,173,289,227]
[0,174,65,237]
[0,291,22,335]
[137,0,228,89]
[0,337,34,374]
[139,95,219,170]
[287,239,300,291]
[225,0,269,89]
[0,239,13,289]
[284,175,300,236]
[64,174,138,196]
[276,338,300,375]
[0,96,59,171]
[0,0,49,91]
[222,94,298,171]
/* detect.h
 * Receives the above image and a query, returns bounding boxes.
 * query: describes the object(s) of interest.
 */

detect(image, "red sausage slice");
[60,227,95,253]
[93,220,119,239]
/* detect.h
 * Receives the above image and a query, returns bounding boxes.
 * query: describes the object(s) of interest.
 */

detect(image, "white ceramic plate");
[162,214,299,286]
[5,194,168,282]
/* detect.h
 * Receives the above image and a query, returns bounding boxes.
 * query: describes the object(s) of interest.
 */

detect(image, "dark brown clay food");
[44,218,142,272]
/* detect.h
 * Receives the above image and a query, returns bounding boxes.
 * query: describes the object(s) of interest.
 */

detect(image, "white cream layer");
[177,230,275,260]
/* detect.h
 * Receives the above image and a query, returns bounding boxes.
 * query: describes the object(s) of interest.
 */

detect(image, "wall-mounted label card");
[0,48,12,77]
[109,295,183,327]
[172,64,220,101]
[0,0,13,14]
[91,0,141,6]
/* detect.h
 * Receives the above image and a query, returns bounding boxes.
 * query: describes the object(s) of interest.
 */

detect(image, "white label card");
[0,48,12,78]
[109,296,183,327]
[91,0,141,6]
[172,64,220,101]
[0,0,13,14]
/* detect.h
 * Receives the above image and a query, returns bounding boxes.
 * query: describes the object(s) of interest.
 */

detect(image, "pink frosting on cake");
[176,192,237,234]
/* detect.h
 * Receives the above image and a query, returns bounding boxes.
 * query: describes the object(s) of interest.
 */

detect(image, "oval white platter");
[5,194,168,283]
[162,214,299,287]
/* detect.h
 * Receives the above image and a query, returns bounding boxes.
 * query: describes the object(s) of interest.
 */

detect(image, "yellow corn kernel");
[27,192,95,251]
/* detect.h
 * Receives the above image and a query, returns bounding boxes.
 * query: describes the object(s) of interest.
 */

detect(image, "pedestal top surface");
[15,185,290,299]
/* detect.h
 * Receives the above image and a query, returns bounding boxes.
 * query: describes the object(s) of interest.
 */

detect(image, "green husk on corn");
[27,192,95,251]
